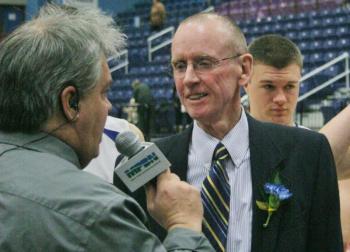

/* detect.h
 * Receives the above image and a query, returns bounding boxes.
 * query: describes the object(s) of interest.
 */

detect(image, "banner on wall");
[63,0,98,8]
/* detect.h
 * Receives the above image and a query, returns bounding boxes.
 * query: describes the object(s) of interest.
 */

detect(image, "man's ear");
[60,86,80,122]
[238,53,253,88]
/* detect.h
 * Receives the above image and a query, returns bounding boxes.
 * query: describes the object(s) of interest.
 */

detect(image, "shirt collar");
[0,131,81,169]
[192,108,249,168]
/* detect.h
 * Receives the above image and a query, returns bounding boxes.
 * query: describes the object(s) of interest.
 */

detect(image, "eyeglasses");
[171,53,241,77]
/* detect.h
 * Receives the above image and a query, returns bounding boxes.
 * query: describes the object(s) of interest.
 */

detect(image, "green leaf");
[256,200,269,211]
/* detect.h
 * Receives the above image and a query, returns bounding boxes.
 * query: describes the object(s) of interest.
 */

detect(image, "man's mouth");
[271,108,288,115]
[188,93,208,100]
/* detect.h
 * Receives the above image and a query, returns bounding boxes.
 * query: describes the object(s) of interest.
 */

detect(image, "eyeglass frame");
[170,53,242,77]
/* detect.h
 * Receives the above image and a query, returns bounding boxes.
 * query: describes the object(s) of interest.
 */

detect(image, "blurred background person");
[150,0,166,31]
[132,79,154,140]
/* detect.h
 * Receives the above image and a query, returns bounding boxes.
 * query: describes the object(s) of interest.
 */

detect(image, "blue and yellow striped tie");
[201,142,230,252]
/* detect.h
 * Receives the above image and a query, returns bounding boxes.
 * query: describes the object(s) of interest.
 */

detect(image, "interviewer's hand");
[145,169,203,233]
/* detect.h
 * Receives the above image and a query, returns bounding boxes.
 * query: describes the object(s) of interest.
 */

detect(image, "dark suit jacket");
[114,114,343,251]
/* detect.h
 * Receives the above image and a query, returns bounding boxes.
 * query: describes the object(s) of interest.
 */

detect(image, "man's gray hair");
[0,4,126,132]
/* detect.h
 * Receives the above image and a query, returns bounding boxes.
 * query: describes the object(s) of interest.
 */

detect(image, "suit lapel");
[247,115,288,252]
[155,125,193,181]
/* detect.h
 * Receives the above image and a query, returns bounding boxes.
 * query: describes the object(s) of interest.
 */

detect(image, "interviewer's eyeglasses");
[171,53,241,77]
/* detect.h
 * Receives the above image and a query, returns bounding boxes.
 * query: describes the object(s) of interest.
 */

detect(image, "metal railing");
[202,6,215,12]
[148,26,175,62]
[108,49,129,74]
[298,52,349,102]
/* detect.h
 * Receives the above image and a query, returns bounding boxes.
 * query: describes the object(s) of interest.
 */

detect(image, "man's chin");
[271,117,292,126]
[80,149,99,169]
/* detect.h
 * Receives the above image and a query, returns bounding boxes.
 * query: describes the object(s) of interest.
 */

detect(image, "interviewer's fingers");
[145,181,156,210]
[145,168,204,232]
[145,168,172,210]
[156,169,180,185]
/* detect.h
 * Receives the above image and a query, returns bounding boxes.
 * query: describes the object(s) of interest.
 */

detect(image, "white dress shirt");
[188,109,252,252]
[84,116,130,183]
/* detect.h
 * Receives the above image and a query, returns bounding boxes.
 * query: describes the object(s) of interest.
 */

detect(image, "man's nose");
[273,90,287,104]
[183,64,200,86]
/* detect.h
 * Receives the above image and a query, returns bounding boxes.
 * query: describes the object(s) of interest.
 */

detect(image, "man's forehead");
[172,21,233,59]
[254,62,302,74]
[252,63,301,83]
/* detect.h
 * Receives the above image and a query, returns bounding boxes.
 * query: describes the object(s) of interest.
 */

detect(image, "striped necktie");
[201,142,231,252]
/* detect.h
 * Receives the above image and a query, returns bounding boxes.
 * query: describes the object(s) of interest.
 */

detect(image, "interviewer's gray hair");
[0,4,126,132]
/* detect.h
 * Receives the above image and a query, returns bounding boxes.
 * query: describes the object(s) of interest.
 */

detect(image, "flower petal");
[264,183,292,201]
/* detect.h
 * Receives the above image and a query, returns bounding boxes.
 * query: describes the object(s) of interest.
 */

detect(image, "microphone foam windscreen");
[115,131,141,157]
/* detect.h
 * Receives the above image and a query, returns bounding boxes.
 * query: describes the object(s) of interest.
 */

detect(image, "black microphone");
[114,131,170,192]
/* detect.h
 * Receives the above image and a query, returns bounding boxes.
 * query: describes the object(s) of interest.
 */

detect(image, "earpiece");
[59,85,80,122]
[69,92,80,111]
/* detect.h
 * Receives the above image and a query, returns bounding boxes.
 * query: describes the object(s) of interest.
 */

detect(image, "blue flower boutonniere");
[256,172,292,228]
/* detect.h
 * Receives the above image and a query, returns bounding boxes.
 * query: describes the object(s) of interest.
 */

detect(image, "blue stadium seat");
[299,30,309,40]
[324,51,337,62]
[303,53,311,66]
[309,18,322,28]
[322,28,336,38]
[241,26,250,35]
[309,40,323,51]
[154,54,170,63]
[335,15,347,25]
[152,76,161,88]
[284,22,296,31]
[286,31,297,41]
[261,24,273,33]
[142,77,151,86]
[299,82,309,95]
[154,88,165,99]
[310,29,322,39]
[309,52,324,64]
[324,65,341,78]
[337,38,350,49]
[322,17,335,27]
[336,26,350,37]
[296,20,307,30]
[298,41,310,52]
[323,39,337,50]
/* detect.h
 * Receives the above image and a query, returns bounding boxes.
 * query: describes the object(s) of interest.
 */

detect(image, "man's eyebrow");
[196,55,214,59]
[287,81,299,84]
[259,80,274,84]
[171,59,183,63]
[172,54,213,61]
